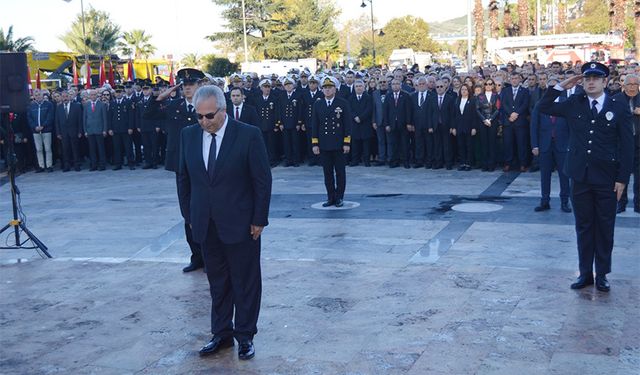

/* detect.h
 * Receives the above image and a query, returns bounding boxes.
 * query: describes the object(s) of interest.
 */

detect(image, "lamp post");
[466,0,473,72]
[63,0,89,84]
[241,0,249,64]
[360,0,376,65]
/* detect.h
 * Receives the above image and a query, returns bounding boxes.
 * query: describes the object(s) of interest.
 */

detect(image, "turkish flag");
[85,61,92,89]
[108,60,115,84]
[73,60,79,85]
[35,70,41,89]
[99,60,106,86]
[127,59,135,82]
[169,62,175,86]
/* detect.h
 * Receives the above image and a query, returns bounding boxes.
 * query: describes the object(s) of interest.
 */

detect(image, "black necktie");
[419,93,424,106]
[591,99,598,118]
[207,133,217,181]
[188,104,193,113]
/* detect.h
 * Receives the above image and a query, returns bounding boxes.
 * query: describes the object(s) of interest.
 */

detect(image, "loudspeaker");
[0,52,30,114]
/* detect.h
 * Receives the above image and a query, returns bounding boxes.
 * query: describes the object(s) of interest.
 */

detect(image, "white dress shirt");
[202,115,228,171]
[459,97,468,114]
[234,103,244,119]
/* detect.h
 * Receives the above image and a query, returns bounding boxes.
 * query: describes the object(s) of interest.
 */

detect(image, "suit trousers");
[433,126,452,167]
[389,127,409,163]
[456,132,473,166]
[282,128,300,164]
[571,180,617,276]
[112,132,135,167]
[620,138,639,207]
[539,143,569,204]
[141,131,158,167]
[351,137,371,164]
[174,173,203,266]
[261,130,276,164]
[479,123,498,169]
[320,150,346,201]
[375,125,388,162]
[60,133,80,168]
[132,129,143,163]
[503,124,529,167]
[32,132,52,169]
[202,220,261,342]
[414,128,432,165]
[87,134,106,168]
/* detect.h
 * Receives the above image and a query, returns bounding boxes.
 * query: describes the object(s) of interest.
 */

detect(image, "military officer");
[312,77,352,207]
[123,82,143,164]
[538,62,634,292]
[302,75,324,166]
[136,81,159,169]
[144,67,206,273]
[255,79,280,166]
[108,85,135,170]
[276,76,303,166]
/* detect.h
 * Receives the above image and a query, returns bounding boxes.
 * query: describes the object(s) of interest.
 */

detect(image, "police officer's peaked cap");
[177,68,205,84]
[581,62,609,77]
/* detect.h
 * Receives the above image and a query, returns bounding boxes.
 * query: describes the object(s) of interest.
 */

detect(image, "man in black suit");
[500,72,531,171]
[312,76,352,207]
[427,80,456,169]
[338,70,355,99]
[615,73,640,213]
[178,85,271,360]
[137,82,159,169]
[145,68,206,273]
[409,77,432,168]
[348,80,373,167]
[383,79,411,168]
[538,62,633,292]
[227,87,260,127]
[55,91,83,171]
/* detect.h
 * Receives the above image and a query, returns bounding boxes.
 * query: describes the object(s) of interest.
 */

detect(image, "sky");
[2,0,485,58]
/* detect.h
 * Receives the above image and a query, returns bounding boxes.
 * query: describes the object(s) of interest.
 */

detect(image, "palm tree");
[557,1,567,34]
[474,0,484,64]
[488,0,500,38]
[60,6,121,55]
[609,0,626,33]
[119,29,156,59]
[503,3,515,36]
[181,53,203,69]
[517,0,530,36]
[0,25,34,52]
[635,0,640,60]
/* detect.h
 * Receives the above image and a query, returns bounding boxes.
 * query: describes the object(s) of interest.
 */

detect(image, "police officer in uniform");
[145,68,206,272]
[108,85,135,170]
[312,77,352,207]
[538,62,634,292]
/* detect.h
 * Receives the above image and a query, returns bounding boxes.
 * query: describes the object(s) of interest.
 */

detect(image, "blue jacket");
[500,85,530,127]
[530,99,569,153]
[27,100,55,132]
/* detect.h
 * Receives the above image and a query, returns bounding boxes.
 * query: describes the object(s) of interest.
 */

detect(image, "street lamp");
[63,0,89,85]
[360,0,377,65]
[241,0,249,64]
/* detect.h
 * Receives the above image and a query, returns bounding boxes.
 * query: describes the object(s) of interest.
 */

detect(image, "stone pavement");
[0,165,638,374]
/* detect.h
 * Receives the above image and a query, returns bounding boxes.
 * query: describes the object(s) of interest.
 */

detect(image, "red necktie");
[235,107,240,120]
[91,102,95,112]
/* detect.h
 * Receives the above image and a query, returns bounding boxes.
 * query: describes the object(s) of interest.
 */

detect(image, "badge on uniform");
[292,99,297,107]
[335,107,342,119]
[605,111,613,121]
[269,102,274,109]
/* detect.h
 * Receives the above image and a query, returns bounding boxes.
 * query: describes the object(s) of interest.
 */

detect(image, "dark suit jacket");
[409,90,431,130]
[227,104,260,128]
[177,118,272,244]
[538,88,634,185]
[83,100,108,135]
[453,97,478,134]
[500,86,530,127]
[427,93,456,131]
[55,102,83,136]
[530,99,569,153]
[338,84,354,100]
[383,91,411,131]
[348,93,374,140]
[255,94,279,132]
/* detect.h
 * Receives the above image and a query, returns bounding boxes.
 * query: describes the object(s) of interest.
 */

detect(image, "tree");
[517,0,530,35]
[567,0,609,34]
[60,6,121,55]
[203,55,238,77]
[119,30,156,59]
[488,0,500,38]
[636,0,640,59]
[609,0,626,33]
[376,16,440,60]
[339,14,374,60]
[474,0,485,64]
[557,1,567,34]
[0,26,34,52]
[503,3,517,36]
[181,53,203,69]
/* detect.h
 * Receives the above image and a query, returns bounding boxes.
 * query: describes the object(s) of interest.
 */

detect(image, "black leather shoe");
[389,162,398,168]
[62,168,70,172]
[129,165,136,170]
[595,276,610,292]
[322,200,335,207]
[238,340,255,360]
[35,168,44,173]
[403,163,410,169]
[89,167,98,171]
[413,164,423,169]
[616,204,626,214]
[561,201,572,213]
[348,162,359,167]
[113,165,122,171]
[182,263,203,273]
[570,275,594,289]
[364,162,371,167]
[534,203,551,212]
[335,199,344,207]
[74,166,81,171]
[98,166,106,171]
[373,161,385,166]
[199,336,234,357]
[142,164,152,169]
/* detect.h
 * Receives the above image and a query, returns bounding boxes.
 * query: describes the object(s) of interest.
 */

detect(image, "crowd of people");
[1,59,638,212]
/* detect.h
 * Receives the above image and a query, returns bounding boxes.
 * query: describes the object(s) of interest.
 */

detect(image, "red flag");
[127,59,135,82]
[99,60,106,86]
[85,61,92,89]
[169,62,175,86]
[27,66,32,94]
[108,60,115,84]
[35,70,41,89]
[72,60,79,85]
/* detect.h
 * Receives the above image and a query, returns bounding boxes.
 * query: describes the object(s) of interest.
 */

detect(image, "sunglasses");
[485,83,494,86]
[436,85,444,88]
[196,108,222,120]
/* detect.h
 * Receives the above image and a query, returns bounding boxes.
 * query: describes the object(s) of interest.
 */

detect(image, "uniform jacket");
[255,94,279,132]
[348,92,374,140]
[136,96,156,133]
[276,90,303,130]
[177,119,272,244]
[302,89,324,127]
[109,98,134,134]
[311,96,352,151]
[538,88,634,185]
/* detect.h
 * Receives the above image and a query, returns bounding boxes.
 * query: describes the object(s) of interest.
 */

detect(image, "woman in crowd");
[475,78,500,171]
[453,84,477,171]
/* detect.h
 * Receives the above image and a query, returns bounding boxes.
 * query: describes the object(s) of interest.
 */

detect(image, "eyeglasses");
[196,108,222,120]
[436,85,444,88]
[485,83,494,86]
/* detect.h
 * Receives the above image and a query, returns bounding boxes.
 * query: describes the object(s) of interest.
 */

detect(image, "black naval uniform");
[538,85,634,283]
[126,92,144,164]
[145,95,204,268]
[137,96,159,168]
[109,97,135,169]
[255,94,280,165]
[302,89,324,165]
[311,96,352,203]
[277,90,304,166]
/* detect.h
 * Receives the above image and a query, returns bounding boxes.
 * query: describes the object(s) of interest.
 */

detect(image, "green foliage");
[567,0,609,34]
[208,0,340,60]
[203,55,239,77]
[119,29,156,59]
[60,6,121,55]
[0,25,34,52]
[181,53,203,69]
[372,16,439,61]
